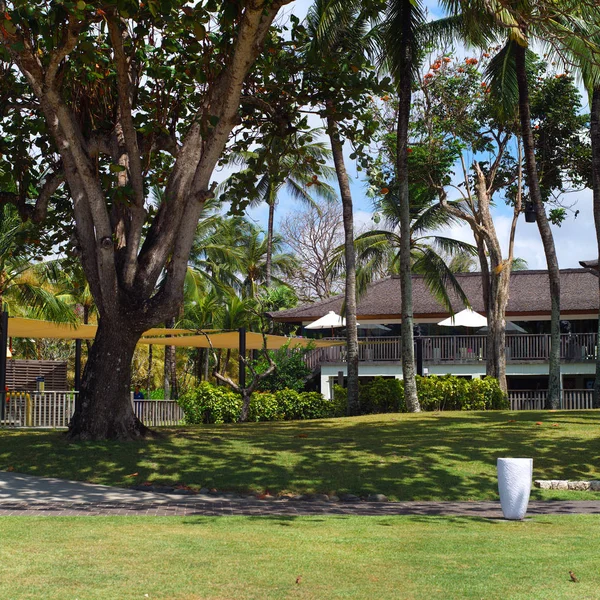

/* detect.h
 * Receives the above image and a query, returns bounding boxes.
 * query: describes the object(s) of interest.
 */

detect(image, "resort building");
[271,268,599,403]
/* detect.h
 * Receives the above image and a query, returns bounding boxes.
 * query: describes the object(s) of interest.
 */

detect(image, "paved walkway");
[1,472,599,518]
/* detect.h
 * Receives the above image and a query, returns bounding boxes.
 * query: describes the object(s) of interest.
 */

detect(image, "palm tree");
[0,206,75,323]
[237,223,297,300]
[303,0,380,415]
[567,25,600,406]
[223,131,336,288]
[380,0,427,412]
[331,194,477,311]
[441,0,584,408]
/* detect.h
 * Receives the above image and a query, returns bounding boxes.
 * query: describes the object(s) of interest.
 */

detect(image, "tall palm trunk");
[591,86,600,408]
[326,111,359,415]
[515,43,561,409]
[396,1,420,412]
[265,191,275,288]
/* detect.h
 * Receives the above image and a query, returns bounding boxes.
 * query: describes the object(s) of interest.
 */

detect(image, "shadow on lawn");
[0,410,598,501]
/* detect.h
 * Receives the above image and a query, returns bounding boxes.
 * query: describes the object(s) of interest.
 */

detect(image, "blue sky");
[240,0,597,270]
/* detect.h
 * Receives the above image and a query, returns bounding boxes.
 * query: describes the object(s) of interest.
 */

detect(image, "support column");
[239,327,246,390]
[416,337,423,376]
[0,309,8,421]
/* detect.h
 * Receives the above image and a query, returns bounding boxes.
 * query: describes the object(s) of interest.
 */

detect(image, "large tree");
[381,0,426,412]
[0,0,289,439]
[301,0,386,415]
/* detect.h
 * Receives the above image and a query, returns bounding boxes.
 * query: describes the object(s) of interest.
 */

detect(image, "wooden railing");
[0,392,184,428]
[133,399,185,427]
[305,333,598,366]
[508,389,594,410]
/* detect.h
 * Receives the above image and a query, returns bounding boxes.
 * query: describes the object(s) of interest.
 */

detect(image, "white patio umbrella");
[305,311,360,336]
[477,321,527,334]
[438,309,488,328]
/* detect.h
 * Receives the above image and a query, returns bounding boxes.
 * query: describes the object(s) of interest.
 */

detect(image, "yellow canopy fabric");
[139,332,342,350]
[6,317,342,350]
[7,317,195,340]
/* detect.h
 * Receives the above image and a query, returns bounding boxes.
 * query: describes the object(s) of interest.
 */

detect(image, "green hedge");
[178,382,341,424]
[333,375,507,414]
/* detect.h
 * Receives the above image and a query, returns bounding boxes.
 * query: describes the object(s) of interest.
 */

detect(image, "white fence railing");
[0,391,184,428]
[133,398,185,427]
[508,389,595,410]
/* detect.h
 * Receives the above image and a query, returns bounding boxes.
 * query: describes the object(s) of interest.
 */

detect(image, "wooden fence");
[508,389,594,410]
[0,391,184,428]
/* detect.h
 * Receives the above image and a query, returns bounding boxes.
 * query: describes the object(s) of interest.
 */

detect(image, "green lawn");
[0,514,597,599]
[0,410,599,501]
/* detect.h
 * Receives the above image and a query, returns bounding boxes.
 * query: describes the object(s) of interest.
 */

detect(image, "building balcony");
[305,333,598,370]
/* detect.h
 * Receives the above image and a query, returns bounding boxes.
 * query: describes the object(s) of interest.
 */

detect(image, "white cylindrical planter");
[497,458,533,520]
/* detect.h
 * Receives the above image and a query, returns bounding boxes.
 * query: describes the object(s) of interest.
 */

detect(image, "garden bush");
[334,376,507,415]
[178,383,338,424]
[178,382,242,424]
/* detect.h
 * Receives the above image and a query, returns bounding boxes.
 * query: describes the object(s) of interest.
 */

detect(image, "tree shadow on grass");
[0,410,598,501]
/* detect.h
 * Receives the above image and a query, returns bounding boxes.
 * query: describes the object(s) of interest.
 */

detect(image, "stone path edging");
[0,472,599,517]
[535,479,600,491]
[0,498,599,518]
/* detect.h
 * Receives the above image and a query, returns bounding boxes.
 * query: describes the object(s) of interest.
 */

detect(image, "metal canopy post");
[416,337,423,377]
[0,309,8,421]
[239,327,246,390]
[74,339,82,391]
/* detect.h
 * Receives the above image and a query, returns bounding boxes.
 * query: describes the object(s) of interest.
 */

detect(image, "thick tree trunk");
[515,44,561,409]
[326,113,359,415]
[486,260,510,394]
[473,166,508,393]
[396,4,420,412]
[239,390,252,422]
[591,87,600,408]
[265,199,275,289]
[68,318,148,440]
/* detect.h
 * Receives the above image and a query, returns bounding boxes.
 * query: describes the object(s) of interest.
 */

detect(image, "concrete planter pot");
[497,458,533,520]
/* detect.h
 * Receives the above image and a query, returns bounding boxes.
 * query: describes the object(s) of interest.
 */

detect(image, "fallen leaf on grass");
[535,422,543,425]
[125,472,139,477]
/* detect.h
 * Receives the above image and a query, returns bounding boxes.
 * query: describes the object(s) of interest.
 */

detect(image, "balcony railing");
[305,333,598,369]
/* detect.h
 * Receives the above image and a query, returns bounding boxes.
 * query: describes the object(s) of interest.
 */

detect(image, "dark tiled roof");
[272,269,599,321]
[580,259,598,270]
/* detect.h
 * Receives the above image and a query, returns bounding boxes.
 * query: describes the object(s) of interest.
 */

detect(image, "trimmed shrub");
[336,376,507,415]
[178,383,336,424]
[332,385,349,416]
[178,376,508,424]
[178,382,242,424]
[359,378,406,414]
[248,392,283,422]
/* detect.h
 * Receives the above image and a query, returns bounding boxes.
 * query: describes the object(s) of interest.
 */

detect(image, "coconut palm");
[378,0,428,412]
[438,0,599,407]
[223,131,336,288]
[0,205,74,324]
[303,0,380,415]
[331,193,477,311]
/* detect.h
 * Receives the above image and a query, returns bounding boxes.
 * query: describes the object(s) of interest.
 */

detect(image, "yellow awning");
[6,317,342,350]
[139,332,342,350]
[7,317,195,340]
